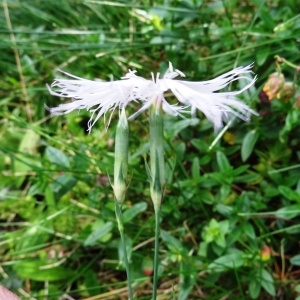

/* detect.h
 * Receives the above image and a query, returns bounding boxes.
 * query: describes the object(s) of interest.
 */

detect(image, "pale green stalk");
[115,201,133,300]
[149,99,165,300]
[113,108,133,300]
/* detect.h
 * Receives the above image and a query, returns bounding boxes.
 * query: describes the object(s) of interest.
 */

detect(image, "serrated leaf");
[241,130,259,162]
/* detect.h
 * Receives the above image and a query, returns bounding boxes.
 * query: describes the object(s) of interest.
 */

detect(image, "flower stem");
[152,208,160,300]
[149,100,165,300]
[115,201,134,300]
[113,108,133,299]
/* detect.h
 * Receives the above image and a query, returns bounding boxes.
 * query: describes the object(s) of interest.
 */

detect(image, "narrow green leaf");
[216,151,231,172]
[275,205,300,219]
[242,222,256,240]
[122,202,148,223]
[241,130,259,162]
[14,129,40,187]
[161,230,184,253]
[84,222,113,246]
[191,157,200,180]
[165,118,199,138]
[51,174,77,200]
[178,260,197,300]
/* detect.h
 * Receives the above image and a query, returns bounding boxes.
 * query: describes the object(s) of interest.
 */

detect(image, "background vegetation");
[1,0,300,299]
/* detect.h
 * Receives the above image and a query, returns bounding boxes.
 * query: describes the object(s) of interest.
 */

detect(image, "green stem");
[152,208,160,300]
[115,201,134,300]
[149,102,165,300]
[275,55,300,70]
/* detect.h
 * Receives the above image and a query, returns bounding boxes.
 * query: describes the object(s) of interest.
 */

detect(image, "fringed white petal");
[47,63,258,132]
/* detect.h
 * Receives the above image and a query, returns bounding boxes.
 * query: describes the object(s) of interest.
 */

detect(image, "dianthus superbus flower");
[47,62,258,132]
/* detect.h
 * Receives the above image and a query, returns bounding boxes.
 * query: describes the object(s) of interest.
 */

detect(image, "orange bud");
[260,245,271,261]
[262,73,285,100]
[142,257,153,276]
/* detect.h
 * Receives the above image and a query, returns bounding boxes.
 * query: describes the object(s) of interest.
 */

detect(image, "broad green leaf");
[249,278,261,299]
[84,221,113,246]
[46,146,70,168]
[122,202,148,223]
[260,268,275,296]
[290,254,300,266]
[14,260,74,281]
[241,130,259,162]
[208,251,244,272]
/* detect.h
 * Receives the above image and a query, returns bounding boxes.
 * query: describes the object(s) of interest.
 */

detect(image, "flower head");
[47,62,258,133]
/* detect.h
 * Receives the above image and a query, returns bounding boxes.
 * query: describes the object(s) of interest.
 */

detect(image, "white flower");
[46,62,258,133]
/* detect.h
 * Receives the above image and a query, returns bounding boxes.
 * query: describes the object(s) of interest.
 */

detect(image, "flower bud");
[277,82,296,102]
[262,72,285,100]
[142,257,154,276]
[114,108,129,204]
[260,245,271,261]
[149,105,165,212]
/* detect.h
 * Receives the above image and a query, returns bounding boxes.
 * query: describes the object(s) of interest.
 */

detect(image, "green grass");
[1,0,300,299]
